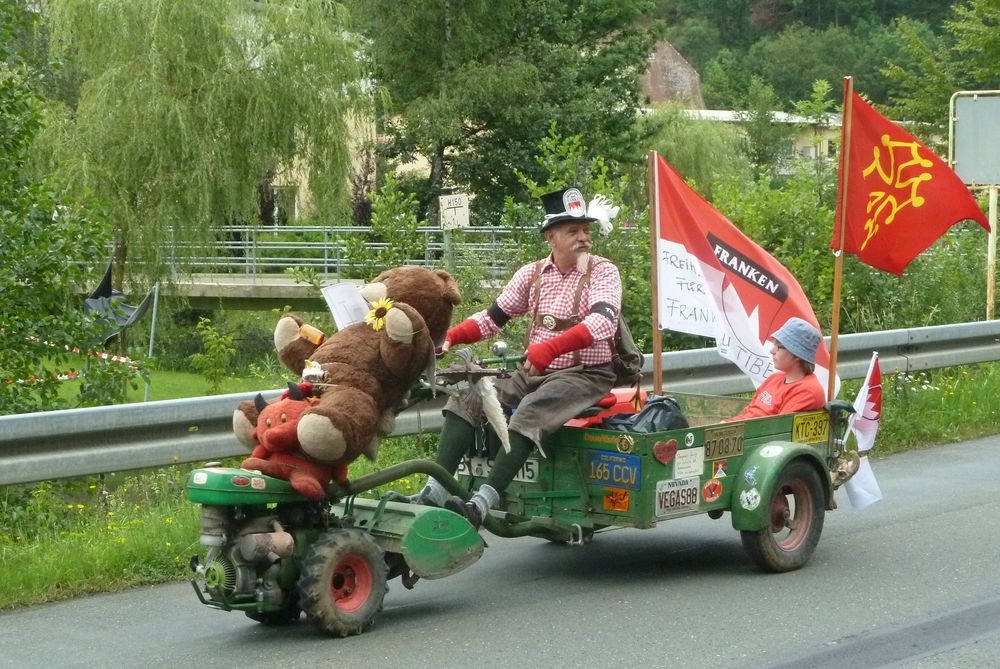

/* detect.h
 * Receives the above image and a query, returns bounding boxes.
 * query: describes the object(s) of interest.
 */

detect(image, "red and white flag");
[844,351,883,508]
[652,152,838,395]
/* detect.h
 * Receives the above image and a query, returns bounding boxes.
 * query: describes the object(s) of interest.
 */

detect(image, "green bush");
[188,318,236,394]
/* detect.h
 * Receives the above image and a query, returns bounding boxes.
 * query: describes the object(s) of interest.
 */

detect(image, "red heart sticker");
[653,439,678,465]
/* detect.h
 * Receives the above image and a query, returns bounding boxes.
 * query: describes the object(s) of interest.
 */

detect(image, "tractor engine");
[192,505,295,609]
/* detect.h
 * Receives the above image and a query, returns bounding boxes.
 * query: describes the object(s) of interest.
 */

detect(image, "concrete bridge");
[163,274,362,311]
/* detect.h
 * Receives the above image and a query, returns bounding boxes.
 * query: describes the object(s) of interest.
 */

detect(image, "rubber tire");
[740,460,825,573]
[298,529,388,637]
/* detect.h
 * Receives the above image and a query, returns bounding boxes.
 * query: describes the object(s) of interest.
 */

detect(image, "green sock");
[485,430,535,493]
[435,411,476,474]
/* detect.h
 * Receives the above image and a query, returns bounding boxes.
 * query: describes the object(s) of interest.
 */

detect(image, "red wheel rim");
[330,554,373,612]
[769,479,812,551]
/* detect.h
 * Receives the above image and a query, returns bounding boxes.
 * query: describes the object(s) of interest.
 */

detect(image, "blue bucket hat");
[770,317,821,364]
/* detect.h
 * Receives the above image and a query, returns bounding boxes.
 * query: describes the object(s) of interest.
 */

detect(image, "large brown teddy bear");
[239,383,347,500]
[234,266,461,471]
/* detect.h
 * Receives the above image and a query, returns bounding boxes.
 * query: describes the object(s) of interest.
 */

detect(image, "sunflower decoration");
[364,297,394,331]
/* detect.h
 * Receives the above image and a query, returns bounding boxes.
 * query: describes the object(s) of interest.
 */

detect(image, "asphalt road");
[3,435,1000,669]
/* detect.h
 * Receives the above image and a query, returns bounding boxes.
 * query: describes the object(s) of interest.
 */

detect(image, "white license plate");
[457,456,540,483]
[654,477,700,517]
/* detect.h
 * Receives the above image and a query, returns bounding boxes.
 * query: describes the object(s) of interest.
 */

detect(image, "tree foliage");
[38,0,364,288]
[0,2,114,415]
[349,0,662,219]
[640,104,749,199]
[738,76,794,176]
[886,2,1000,132]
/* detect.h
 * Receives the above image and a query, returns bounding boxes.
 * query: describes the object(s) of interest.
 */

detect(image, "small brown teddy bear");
[234,266,461,471]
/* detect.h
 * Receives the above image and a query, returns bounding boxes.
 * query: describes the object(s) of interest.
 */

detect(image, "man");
[398,186,623,528]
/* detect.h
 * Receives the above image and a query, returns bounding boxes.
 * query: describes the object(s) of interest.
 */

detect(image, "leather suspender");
[526,258,595,366]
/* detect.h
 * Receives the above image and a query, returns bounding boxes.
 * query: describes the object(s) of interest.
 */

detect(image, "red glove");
[445,319,483,347]
[526,323,593,372]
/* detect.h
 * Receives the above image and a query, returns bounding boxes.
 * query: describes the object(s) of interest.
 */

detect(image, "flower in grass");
[364,297,394,331]
[164,516,173,524]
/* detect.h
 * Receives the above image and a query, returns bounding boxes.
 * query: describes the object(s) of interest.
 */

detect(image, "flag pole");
[647,150,663,395]
[828,76,854,401]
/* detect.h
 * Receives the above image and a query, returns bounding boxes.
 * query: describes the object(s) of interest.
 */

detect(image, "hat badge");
[562,188,586,218]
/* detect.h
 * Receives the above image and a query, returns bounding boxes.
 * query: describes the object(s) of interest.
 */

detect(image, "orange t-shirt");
[730,371,825,421]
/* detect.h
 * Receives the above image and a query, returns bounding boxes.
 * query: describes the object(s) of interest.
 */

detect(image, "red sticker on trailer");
[653,439,678,465]
[702,478,722,503]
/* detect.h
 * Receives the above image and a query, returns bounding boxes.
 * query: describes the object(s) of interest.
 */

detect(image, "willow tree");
[40,0,364,286]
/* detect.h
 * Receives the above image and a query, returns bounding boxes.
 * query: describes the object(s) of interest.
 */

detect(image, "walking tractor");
[186,353,860,637]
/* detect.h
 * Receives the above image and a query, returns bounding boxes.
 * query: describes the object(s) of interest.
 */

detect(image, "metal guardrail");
[2,320,999,486]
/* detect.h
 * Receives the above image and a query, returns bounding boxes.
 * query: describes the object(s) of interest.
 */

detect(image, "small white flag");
[844,352,883,509]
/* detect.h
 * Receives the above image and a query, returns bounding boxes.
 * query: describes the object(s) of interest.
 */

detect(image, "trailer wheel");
[740,460,825,572]
[298,529,387,637]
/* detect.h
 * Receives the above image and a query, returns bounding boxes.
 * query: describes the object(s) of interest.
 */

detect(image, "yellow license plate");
[792,412,829,444]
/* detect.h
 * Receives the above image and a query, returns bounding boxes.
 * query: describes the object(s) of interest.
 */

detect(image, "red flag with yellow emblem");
[832,83,990,275]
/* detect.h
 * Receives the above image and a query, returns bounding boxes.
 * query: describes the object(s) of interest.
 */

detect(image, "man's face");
[545,221,592,260]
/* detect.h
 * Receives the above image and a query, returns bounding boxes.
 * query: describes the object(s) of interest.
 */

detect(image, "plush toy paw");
[298,413,348,463]
[275,314,327,376]
[233,400,258,448]
[274,314,303,351]
[287,472,326,500]
[359,281,388,304]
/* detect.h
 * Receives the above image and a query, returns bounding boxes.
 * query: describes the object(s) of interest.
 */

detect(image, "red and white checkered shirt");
[471,254,622,369]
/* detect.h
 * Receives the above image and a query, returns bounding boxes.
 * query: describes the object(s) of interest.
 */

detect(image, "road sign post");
[950,91,1000,320]
[439,192,469,273]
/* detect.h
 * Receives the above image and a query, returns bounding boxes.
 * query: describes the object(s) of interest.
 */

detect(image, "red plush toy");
[239,383,347,500]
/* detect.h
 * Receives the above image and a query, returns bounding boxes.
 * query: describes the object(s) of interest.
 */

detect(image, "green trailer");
[186,383,858,637]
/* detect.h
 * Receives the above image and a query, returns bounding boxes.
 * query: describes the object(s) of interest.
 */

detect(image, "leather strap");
[526,258,595,366]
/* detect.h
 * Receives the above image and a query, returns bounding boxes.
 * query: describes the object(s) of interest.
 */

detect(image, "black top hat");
[539,187,598,232]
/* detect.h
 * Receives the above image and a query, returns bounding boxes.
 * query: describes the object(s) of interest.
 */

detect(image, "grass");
[52,361,286,404]
[3,360,999,610]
